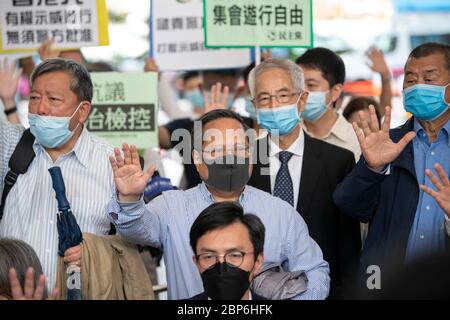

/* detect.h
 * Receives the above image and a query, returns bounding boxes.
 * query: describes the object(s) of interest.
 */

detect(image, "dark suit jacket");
[248,133,361,296]
[333,118,450,283]
[189,290,268,300]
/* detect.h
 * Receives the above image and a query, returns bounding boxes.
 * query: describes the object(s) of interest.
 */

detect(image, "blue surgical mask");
[403,83,450,121]
[28,103,82,148]
[244,97,257,119]
[257,99,300,136]
[303,91,330,121]
[185,89,204,109]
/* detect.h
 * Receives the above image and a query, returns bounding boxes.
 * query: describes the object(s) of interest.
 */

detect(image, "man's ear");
[78,101,91,124]
[330,84,343,104]
[252,253,264,276]
[298,91,309,113]
[192,149,201,165]
[193,149,206,179]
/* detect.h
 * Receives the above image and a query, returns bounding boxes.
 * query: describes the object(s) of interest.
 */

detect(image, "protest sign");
[0,0,109,53]
[204,0,313,48]
[151,0,251,71]
[86,72,158,149]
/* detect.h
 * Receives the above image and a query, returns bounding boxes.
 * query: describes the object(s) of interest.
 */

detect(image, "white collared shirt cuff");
[367,163,391,175]
[445,215,450,236]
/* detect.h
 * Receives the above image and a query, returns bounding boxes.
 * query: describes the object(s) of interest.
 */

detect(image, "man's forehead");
[405,54,447,72]
[198,222,252,246]
[256,69,293,89]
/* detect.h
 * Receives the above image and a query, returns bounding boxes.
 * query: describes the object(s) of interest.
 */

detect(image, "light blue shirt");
[108,182,330,300]
[406,118,450,263]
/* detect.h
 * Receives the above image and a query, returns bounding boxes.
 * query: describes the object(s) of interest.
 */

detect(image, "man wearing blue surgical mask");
[247,58,361,297]
[178,71,203,115]
[0,58,116,292]
[334,43,450,294]
[296,48,361,161]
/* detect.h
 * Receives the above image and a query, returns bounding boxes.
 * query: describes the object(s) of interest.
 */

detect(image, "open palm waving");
[109,143,156,202]
[353,105,416,171]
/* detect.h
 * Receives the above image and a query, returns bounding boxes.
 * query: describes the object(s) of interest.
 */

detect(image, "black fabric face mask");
[201,262,251,300]
[203,155,250,192]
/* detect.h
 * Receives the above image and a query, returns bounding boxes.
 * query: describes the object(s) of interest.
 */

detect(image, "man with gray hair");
[247,58,361,298]
[0,58,116,292]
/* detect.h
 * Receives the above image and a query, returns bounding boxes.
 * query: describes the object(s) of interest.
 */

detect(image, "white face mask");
[28,102,82,148]
[303,91,332,122]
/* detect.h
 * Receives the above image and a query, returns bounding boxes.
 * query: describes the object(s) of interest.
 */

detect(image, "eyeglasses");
[254,90,301,107]
[196,251,253,269]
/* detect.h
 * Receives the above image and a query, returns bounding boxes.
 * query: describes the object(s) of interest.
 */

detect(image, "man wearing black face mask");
[107,109,330,300]
[188,202,266,300]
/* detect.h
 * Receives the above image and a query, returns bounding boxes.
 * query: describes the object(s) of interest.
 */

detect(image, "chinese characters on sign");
[87,72,158,149]
[204,0,313,47]
[0,0,109,52]
[88,105,155,132]
[151,0,251,71]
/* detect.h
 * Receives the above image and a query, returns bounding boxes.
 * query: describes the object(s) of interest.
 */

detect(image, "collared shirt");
[0,121,115,291]
[405,118,450,263]
[108,182,330,300]
[303,113,361,161]
[268,128,304,209]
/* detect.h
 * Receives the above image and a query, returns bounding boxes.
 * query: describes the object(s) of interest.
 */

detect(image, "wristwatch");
[4,106,17,116]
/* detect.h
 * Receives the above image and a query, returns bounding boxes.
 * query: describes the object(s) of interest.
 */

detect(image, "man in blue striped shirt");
[0,58,115,292]
[108,109,330,300]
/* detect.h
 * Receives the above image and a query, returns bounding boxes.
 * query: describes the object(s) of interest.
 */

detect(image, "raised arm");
[0,58,22,124]
[334,106,416,222]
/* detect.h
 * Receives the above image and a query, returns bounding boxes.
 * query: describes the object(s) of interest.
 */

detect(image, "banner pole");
[255,46,261,65]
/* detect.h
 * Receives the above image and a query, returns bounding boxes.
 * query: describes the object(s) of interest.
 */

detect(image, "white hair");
[248,58,305,99]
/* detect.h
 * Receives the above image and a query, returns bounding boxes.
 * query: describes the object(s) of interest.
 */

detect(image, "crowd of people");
[1,38,450,300]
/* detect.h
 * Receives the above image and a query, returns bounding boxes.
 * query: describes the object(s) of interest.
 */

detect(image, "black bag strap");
[0,129,35,221]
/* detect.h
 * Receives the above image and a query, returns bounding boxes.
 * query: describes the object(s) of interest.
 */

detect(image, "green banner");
[87,72,158,149]
[204,0,313,48]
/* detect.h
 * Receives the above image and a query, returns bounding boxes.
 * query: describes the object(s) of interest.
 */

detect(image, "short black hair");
[407,42,450,73]
[343,96,381,126]
[295,47,346,87]
[182,71,200,83]
[191,109,250,152]
[30,58,93,102]
[189,202,265,258]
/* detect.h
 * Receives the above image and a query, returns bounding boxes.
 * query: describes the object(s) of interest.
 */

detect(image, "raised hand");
[366,47,390,79]
[38,38,60,61]
[420,163,450,218]
[9,267,59,300]
[109,143,156,202]
[144,57,160,73]
[352,105,416,171]
[203,82,230,114]
[0,58,22,106]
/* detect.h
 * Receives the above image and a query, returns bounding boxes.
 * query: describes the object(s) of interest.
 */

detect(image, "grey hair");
[30,57,93,102]
[248,58,305,99]
[0,238,45,299]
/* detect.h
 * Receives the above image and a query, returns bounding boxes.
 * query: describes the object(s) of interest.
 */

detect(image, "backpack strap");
[0,129,35,221]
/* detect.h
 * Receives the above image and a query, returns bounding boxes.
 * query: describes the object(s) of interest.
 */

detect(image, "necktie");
[273,151,294,207]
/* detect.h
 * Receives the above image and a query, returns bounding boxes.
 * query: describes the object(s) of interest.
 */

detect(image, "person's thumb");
[144,164,156,180]
[397,131,416,150]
